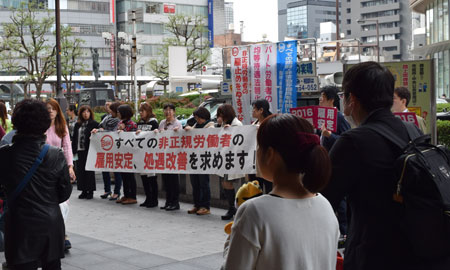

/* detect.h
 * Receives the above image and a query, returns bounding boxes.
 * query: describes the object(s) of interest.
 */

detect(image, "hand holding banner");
[86,126,257,174]
[290,106,338,132]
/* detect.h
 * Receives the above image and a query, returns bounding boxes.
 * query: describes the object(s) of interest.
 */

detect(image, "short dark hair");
[163,103,176,111]
[342,61,394,113]
[193,107,211,121]
[321,85,339,105]
[77,105,94,123]
[251,99,272,118]
[257,114,331,193]
[68,104,77,112]
[217,104,236,125]
[12,99,51,136]
[117,104,134,120]
[109,102,121,114]
[394,87,411,107]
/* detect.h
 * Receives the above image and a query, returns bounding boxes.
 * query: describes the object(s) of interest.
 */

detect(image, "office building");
[342,0,412,61]
[278,0,339,41]
[410,0,449,97]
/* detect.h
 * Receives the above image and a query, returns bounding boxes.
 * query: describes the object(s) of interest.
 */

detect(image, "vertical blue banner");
[208,0,214,48]
[277,40,297,113]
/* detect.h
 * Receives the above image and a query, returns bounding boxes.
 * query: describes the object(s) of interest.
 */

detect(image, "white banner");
[86,126,257,174]
[231,46,252,125]
[250,44,277,113]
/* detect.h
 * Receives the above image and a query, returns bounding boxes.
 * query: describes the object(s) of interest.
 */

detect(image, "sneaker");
[122,198,137,205]
[116,196,127,203]
[187,207,198,214]
[196,208,210,215]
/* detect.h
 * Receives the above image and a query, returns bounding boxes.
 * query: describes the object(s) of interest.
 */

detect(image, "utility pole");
[55,0,67,110]
[335,0,340,61]
[132,10,138,117]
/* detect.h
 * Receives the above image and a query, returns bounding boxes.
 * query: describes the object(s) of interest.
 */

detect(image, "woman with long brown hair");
[46,98,76,181]
[72,105,99,199]
[0,102,12,133]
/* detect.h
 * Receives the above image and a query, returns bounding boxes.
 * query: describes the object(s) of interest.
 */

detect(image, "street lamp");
[357,18,380,63]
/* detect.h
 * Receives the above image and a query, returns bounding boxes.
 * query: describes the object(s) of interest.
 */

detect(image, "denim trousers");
[102,172,123,195]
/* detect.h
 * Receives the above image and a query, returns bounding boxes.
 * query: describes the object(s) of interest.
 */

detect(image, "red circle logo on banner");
[232,47,239,57]
[101,135,114,151]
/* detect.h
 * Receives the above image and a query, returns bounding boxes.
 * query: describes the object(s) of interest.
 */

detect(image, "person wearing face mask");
[320,62,450,270]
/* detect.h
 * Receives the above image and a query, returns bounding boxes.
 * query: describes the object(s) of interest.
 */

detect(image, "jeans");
[162,174,179,206]
[102,172,122,195]
[121,173,136,199]
[190,174,211,209]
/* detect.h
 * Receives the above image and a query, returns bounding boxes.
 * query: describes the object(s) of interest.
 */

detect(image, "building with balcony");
[278,0,340,41]
[410,0,449,97]
[341,0,412,61]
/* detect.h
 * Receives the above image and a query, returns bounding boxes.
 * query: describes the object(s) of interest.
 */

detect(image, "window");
[347,30,351,35]
[347,19,351,24]
[361,0,398,8]
[346,8,351,13]
[146,3,161,14]
[383,46,397,51]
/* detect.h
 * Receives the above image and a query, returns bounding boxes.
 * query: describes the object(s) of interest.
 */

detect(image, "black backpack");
[368,122,450,259]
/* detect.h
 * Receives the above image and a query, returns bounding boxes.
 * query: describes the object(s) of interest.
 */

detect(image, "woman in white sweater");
[222,113,339,270]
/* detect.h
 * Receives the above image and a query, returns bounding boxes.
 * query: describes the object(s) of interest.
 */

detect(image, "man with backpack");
[323,61,450,270]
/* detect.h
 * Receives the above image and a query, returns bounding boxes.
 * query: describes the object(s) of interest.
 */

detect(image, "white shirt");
[222,194,339,270]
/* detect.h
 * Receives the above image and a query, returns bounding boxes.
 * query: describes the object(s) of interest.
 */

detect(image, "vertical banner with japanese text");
[231,46,252,124]
[277,41,298,113]
[86,126,257,174]
[250,43,277,113]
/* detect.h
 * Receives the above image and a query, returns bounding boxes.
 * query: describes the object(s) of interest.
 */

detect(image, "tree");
[61,25,86,103]
[0,1,55,99]
[149,14,210,84]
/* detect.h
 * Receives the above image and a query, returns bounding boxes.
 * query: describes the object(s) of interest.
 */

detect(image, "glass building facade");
[414,0,450,97]
[287,6,308,38]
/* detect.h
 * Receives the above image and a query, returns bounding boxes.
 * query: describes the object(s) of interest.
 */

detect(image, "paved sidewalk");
[1,182,230,269]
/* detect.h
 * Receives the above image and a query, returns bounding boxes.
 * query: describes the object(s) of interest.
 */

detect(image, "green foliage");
[437,120,450,147]
[153,108,195,122]
[437,103,450,113]
[149,14,210,80]
[0,1,56,98]
[61,25,86,103]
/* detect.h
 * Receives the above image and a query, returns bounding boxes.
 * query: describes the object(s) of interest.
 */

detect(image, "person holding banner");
[216,104,244,220]
[72,106,99,200]
[392,87,427,133]
[319,86,351,152]
[185,107,215,215]
[157,103,182,211]
[92,102,123,201]
[249,99,273,194]
[222,114,339,270]
[116,104,138,205]
[136,103,159,208]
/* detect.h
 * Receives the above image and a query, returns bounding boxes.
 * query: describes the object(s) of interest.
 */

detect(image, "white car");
[437,98,448,104]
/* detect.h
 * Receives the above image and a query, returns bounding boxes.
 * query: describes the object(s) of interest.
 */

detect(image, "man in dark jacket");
[322,62,450,270]
[0,99,72,269]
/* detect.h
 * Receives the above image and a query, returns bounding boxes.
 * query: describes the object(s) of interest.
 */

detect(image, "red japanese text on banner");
[250,44,277,113]
[231,46,252,125]
[290,106,338,132]
[86,126,257,174]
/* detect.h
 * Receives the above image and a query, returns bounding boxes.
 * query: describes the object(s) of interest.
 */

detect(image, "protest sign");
[290,106,338,132]
[277,40,298,113]
[231,46,252,124]
[394,112,419,127]
[86,126,257,175]
[250,43,277,113]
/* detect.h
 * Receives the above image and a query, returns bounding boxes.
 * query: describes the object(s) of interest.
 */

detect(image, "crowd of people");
[0,61,449,270]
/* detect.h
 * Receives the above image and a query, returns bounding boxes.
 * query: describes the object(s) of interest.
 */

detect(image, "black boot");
[221,189,236,220]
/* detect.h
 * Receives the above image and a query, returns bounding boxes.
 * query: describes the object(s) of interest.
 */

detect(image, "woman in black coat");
[72,105,99,199]
[0,99,72,269]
